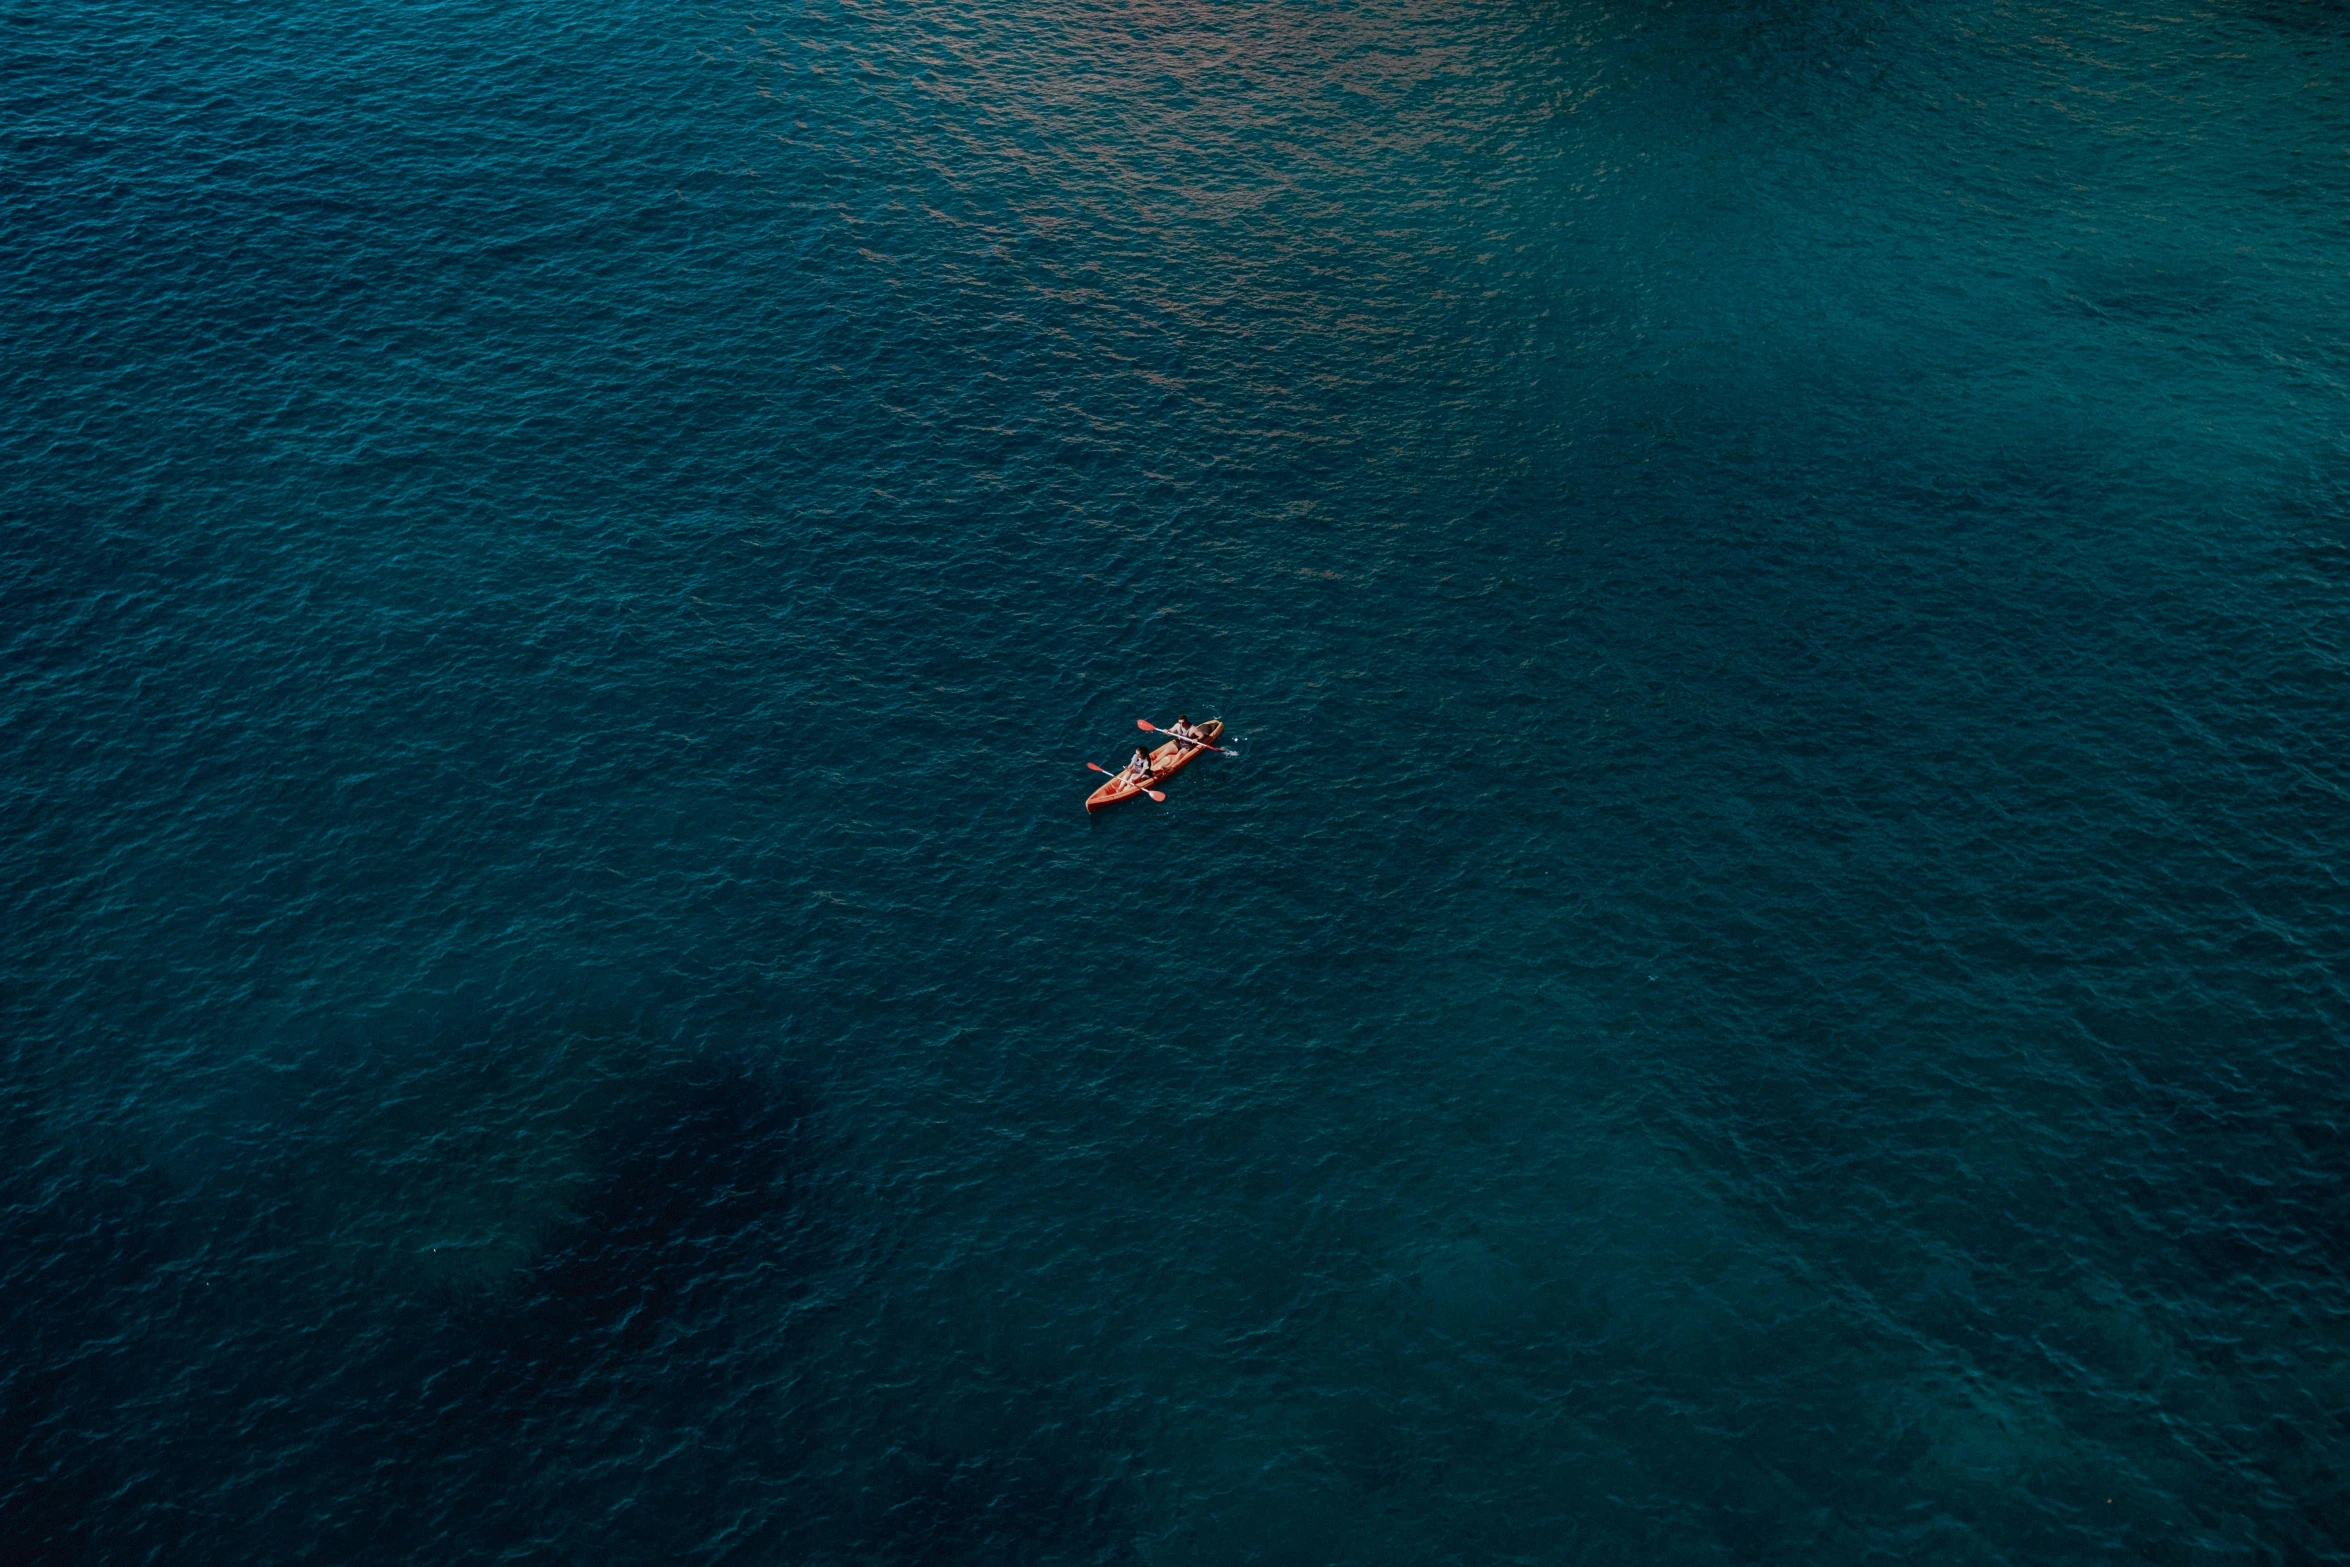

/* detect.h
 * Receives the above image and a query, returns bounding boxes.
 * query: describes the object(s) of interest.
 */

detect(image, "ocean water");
[6,0,2350,1560]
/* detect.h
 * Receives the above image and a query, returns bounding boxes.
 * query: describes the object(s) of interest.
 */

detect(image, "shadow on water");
[416,1056,1140,1566]
[0,1124,190,1565]
[307,1055,835,1565]
[479,1060,821,1382]
[0,1039,1142,1566]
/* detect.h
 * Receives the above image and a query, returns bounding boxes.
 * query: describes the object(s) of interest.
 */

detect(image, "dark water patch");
[0,1027,1145,1565]
[0,1132,196,1565]
[464,1058,822,1387]
[270,1056,840,1565]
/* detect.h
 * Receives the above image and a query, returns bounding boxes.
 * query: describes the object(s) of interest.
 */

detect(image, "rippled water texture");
[7,0,2350,1560]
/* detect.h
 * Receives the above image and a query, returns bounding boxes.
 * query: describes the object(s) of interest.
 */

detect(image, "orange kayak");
[1086,720,1222,811]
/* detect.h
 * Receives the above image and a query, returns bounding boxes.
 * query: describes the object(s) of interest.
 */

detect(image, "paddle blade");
[1137,719,1157,731]
[1147,789,1166,801]
[1086,762,1110,774]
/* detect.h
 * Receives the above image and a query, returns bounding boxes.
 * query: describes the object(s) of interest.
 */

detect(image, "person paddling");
[1121,745,1155,783]
[1166,714,1200,750]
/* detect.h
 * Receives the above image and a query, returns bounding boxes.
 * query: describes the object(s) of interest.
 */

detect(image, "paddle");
[1137,719,1236,756]
[1086,762,1165,802]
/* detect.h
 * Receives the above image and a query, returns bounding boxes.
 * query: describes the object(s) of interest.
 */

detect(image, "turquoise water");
[7,0,2350,1560]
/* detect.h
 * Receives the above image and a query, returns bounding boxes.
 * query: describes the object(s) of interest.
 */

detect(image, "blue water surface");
[7,0,2350,1560]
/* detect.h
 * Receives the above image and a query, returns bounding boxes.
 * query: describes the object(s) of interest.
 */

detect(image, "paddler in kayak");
[1164,715,1202,752]
[1119,745,1156,784]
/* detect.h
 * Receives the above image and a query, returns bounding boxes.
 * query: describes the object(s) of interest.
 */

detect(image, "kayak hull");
[1086,720,1222,811]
